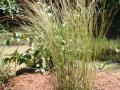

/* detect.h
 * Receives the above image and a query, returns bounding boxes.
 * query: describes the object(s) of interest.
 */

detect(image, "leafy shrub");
[0,33,32,46]
[106,0,120,11]
[98,47,120,63]
[3,44,54,73]
[0,0,20,16]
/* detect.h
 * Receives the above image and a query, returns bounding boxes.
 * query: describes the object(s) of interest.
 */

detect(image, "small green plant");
[3,44,54,73]
[0,61,12,85]
[0,46,13,86]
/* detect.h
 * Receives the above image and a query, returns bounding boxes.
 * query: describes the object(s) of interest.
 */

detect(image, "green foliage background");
[0,0,20,16]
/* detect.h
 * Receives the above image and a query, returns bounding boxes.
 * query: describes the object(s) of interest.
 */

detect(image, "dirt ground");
[0,45,30,56]
[94,71,120,90]
[0,70,119,90]
[3,73,56,90]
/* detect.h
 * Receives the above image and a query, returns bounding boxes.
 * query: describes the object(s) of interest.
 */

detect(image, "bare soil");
[0,70,119,90]
[0,45,30,56]
[94,71,120,90]
[3,73,56,90]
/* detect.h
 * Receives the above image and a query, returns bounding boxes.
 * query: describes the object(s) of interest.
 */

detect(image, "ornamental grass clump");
[25,0,110,90]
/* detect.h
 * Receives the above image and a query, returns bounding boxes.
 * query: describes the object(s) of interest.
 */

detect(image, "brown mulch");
[0,71,120,90]
[3,73,56,90]
[0,86,4,90]
[94,71,120,90]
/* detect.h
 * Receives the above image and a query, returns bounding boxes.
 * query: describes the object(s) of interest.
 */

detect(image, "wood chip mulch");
[0,71,120,90]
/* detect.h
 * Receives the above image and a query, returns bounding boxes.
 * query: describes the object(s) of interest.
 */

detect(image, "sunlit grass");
[25,0,97,90]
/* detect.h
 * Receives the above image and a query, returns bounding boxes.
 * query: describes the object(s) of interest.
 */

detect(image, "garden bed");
[0,70,120,90]
[94,71,120,90]
[3,73,56,90]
